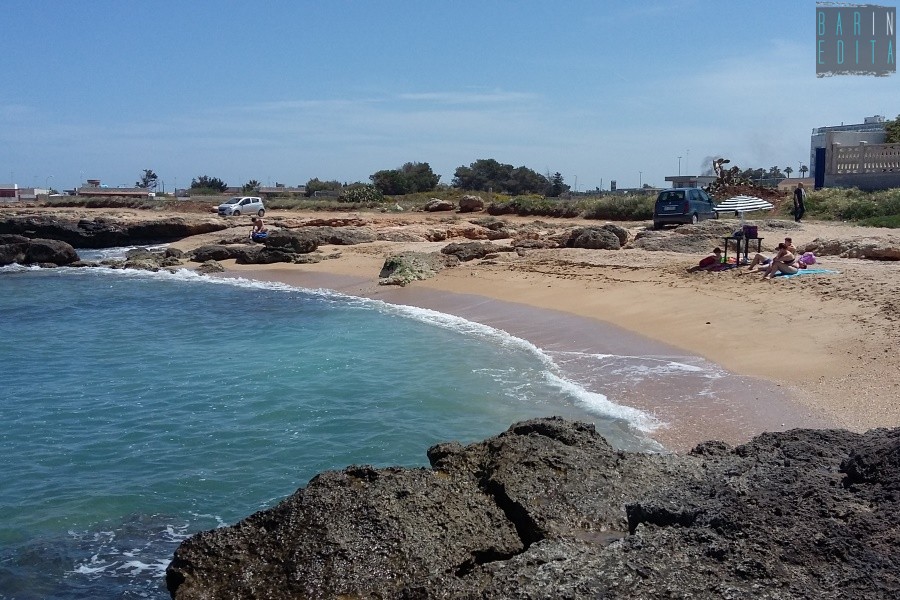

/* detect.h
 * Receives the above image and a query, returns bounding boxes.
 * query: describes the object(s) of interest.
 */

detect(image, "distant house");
[77,179,154,198]
[663,175,716,189]
[776,177,814,192]
[0,183,18,200]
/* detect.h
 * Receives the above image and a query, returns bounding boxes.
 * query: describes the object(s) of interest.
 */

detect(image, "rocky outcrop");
[440,241,501,262]
[166,418,900,599]
[300,226,377,246]
[561,226,622,250]
[378,251,460,286]
[0,235,80,266]
[804,237,900,260]
[0,215,227,248]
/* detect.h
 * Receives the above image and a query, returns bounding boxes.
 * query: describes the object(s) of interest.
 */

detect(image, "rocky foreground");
[166,418,899,599]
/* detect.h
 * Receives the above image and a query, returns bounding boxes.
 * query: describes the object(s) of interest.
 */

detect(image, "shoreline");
[221,263,836,452]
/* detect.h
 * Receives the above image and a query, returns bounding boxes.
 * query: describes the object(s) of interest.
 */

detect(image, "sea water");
[0,254,701,599]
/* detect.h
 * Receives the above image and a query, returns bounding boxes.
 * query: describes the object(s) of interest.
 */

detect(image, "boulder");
[0,237,79,266]
[424,199,455,212]
[166,419,900,599]
[440,241,500,262]
[261,230,319,253]
[190,245,241,262]
[562,227,621,250]
[378,251,460,286]
[195,260,225,274]
[458,195,485,213]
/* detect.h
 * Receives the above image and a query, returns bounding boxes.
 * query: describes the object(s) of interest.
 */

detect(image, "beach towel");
[775,268,838,278]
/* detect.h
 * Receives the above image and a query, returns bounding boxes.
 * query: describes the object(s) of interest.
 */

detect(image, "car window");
[658,191,684,202]
[689,189,700,202]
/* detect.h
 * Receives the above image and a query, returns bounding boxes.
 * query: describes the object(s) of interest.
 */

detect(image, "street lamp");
[677,156,682,176]
[46,175,53,191]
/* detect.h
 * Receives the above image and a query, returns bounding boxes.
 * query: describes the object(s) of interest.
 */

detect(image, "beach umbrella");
[713,195,774,215]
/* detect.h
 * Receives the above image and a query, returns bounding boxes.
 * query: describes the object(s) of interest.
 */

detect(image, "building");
[810,116,887,185]
[663,175,716,189]
[0,184,18,200]
[811,115,900,190]
[77,179,154,198]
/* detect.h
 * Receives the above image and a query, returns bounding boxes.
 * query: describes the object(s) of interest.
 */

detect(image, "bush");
[859,214,900,227]
[339,184,384,204]
[582,195,654,221]
[804,187,900,222]
[486,196,583,217]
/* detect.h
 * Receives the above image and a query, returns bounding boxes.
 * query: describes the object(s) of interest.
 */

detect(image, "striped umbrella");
[712,195,774,215]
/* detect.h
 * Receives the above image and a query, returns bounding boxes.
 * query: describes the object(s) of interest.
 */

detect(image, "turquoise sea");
[0,249,720,599]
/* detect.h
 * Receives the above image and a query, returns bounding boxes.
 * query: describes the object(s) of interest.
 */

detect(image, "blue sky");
[2,1,897,192]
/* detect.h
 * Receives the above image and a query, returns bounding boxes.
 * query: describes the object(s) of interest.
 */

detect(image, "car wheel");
[257,209,265,217]
[232,210,241,216]
[691,213,699,224]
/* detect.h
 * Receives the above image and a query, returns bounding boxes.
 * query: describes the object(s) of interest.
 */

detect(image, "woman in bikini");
[762,243,797,279]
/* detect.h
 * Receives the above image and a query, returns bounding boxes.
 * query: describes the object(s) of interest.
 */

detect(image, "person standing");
[793,182,807,222]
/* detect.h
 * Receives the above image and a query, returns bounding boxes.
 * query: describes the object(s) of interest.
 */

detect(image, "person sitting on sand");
[762,243,799,279]
[688,247,724,272]
[747,237,796,271]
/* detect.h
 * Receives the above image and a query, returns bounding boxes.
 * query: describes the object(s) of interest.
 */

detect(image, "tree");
[799,165,809,178]
[305,178,343,197]
[242,179,261,193]
[884,114,900,143]
[784,166,793,178]
[135,169,158,190]
[452,159,549,195]
[370,169,411,195]
[369,162,440,195]
[546,172,570,197]
[190,175,227,192]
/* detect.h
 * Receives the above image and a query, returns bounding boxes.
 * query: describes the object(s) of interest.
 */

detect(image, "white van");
[217,196,265,217]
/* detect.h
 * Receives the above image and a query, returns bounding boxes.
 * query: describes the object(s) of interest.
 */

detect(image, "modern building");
[810,116,887,183]
[810,115,900,190]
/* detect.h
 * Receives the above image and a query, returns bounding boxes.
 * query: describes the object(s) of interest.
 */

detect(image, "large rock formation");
[0,215,228,248]
[0,234,79,266]
[166,418,900,599]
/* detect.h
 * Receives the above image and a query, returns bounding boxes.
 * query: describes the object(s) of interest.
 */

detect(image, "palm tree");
[784,166,793,178]
[799,165,809,178]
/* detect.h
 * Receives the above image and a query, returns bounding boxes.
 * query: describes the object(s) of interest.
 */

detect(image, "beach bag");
[801,252,816,265]
[742,225,758,238]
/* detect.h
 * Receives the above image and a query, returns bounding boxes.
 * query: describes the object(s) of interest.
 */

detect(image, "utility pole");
[677,157,682,176]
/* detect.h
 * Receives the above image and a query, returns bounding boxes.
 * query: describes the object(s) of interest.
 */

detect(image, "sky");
[2,0,898,192]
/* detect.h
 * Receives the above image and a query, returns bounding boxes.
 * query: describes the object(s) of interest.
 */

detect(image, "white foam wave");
[543,373,661,432]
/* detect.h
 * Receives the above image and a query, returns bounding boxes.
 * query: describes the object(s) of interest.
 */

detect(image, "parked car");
[652,188,718,229]
[217,196,265,217]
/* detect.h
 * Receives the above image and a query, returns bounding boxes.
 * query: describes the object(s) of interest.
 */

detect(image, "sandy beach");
[163,208,899,452]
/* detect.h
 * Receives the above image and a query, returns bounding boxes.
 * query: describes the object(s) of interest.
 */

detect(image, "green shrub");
[582,195,654,221]
[859,214,900,227]
[339,184,384,204]
[486,196,583,217]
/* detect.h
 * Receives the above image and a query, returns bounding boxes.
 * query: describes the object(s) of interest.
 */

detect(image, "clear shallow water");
[0,258,673,599]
